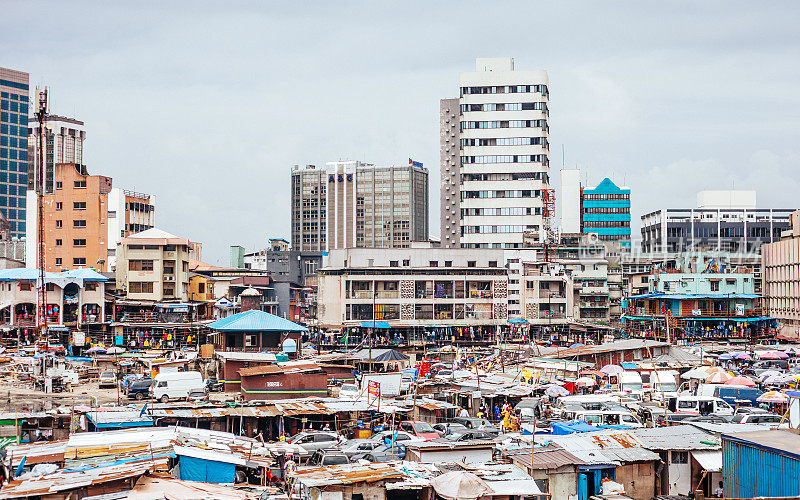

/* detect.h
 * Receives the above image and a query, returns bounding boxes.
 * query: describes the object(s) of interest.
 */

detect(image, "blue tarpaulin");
[360,321,390,329]
[621,362,638,370]
[550,420,601,435]
[179,455,235,483]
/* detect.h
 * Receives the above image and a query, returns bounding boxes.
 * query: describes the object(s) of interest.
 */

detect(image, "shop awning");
[360,321,391,329]
[692,450,722,472]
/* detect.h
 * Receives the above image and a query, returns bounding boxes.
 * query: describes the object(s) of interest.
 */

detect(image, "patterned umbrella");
[705,371,733,383]
[734,352,752,360]
[575,377,596,387]
[544,384,570,397]
[724,376,756,387]
[600,364,624,376]
[756,391,788,404]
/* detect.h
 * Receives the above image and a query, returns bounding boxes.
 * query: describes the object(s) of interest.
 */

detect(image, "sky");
[3,1,800,264]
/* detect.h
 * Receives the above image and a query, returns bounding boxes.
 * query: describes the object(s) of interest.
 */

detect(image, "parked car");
[187,389,209,403]
[98,370,117,389]
[150,371,205,403]
[397,421,440,441]
[338,383,360,399]
[289,431,344,452]
[337,439,383,458]
[443,430,497,442]
[126,378,153,400]
[432,422,469,437]
[450,417,495,431]
[205,378,224,393]
[307,448,350,466]
[352,448,404,462]
[681,415,730,424]
[370,430,424,447]
[731,412,785,425]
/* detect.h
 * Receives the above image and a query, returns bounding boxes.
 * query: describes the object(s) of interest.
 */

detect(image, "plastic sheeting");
[179,455,235,484]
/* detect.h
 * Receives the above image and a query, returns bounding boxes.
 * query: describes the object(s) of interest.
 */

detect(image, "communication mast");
[541,188,556,261]
[34,88,48,341]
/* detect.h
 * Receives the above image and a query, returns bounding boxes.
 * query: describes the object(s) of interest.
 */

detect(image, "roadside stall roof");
[208,309,307,332]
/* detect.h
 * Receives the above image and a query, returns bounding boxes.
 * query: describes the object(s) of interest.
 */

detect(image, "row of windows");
[462,189,542,199]
[0,207,24,220]
[0,124,28,137]
[460,85,548,95]
[462,243,525,249]
[583,193,630,200]
[54,239,86,247]
[461,120,547,130]
[0,92,26,100]
[0,160,26,173]
[0,148,27,161]
[584,207,630,214]
[461,155,548,164]
[462,172,550,183]
[55,202,87,210]
[462,225,537,234]
[460,102,548,112]
[0,136,27,148]
[0,101,28,114]
[462,207,541,216]
[461,137,547,147]
[129,259,154,271]
[52,257,86,266]
[584,220,630,228]
[0,113,26,125]
[129,282,154,294]
[0,180,27,194]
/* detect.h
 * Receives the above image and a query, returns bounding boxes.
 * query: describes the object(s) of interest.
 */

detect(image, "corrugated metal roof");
[208,309,307,332]
[723,429,800,459]
[506,446,585,470]
[290,462,404,487]
[549,429,661,464]
[274,401,335,416]
[547,339,669,359]
[238,363,320,377]
[632,426,719,451]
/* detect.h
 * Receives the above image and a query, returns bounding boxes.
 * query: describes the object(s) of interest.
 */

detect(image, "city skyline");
[2,2,800,262]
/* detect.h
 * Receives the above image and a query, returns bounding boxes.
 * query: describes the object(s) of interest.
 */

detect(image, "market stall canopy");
[208,310,307,332]
[430,471,491,500]
[360,321,391,329]
[352,348,409,362]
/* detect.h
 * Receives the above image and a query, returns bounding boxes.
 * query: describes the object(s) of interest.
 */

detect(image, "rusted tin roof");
[290,462,404,487]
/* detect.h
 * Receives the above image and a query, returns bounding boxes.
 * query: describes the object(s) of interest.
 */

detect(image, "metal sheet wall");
[723,438,800,498]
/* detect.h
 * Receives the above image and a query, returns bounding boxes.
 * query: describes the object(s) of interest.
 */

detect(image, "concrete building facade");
[452,57,550,249]
[582,178,631,250]
[27,114,85,194]
[440,98,460,248]
[762,210,800,340]
[641,191,794,253]
[115,228,193,302]
[317,248,509,328]
[559,169,581,234]
[0,67,29,238]
[291,161,428,252]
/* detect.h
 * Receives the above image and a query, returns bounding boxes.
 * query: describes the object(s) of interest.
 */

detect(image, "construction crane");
[33,88,48,345]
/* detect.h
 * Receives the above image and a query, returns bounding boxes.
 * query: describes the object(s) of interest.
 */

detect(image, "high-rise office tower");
[445,58,550,249]
[28,114,86,193]
[581,178,631,250]
[0,67,30,238]
[291,161,429,252]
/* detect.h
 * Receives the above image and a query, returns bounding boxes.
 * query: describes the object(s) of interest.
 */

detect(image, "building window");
[711,281,720,292]
[129,259,154,271]
[489,261,498,267]
[429,261,438,267]
[390,260,399,267]
[73,239,86,247]
[73,257,86,265]
[198,282,206,294]
[670,451,688,464]
[19,282,31,291]
[467,261,476,268]
[108,210,116,218]
[403,259,410,266]
[73,220,86,228]
[74,180,86,188]
[55,202,62,210]
[73,201,86,210]
[55,257,62,266]
[55,239,62,246]
[56,220,62,228]
[445,261,452,267]
[129,281,154,293]
[55,182,62,189]
[85,282,97,291]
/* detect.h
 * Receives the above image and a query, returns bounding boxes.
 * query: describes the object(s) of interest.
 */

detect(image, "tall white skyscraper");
[446,57,550,249]
[560,169,581,234]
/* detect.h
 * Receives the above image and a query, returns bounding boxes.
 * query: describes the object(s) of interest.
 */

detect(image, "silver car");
[337,439,382,458]
[289,431,344,453]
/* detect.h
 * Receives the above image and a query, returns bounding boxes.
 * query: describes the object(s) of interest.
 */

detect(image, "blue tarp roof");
[621,362,638,369]
[208,309,307,332]
[551,420,601,435]
[360,321,391,329]
[508,318,529,324]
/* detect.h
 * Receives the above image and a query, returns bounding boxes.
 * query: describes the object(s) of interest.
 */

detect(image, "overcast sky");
[3,1,800,264]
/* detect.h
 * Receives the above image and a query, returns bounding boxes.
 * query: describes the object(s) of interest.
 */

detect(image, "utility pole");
[34,89,48,347]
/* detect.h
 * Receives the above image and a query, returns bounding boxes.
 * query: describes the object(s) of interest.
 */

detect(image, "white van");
[619,371,643,393]
[564,409,644,428]
[648,370,679,400]
[668,395,734,417]
[151,371,204,403]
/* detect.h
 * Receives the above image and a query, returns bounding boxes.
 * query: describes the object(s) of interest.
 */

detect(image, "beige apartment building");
[761,210,800,340]
[520,261,576,325]
[316,248,509,327]
[115,228,194,302]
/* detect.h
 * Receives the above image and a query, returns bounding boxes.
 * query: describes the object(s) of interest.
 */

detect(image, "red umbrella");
[724,376,756,387]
